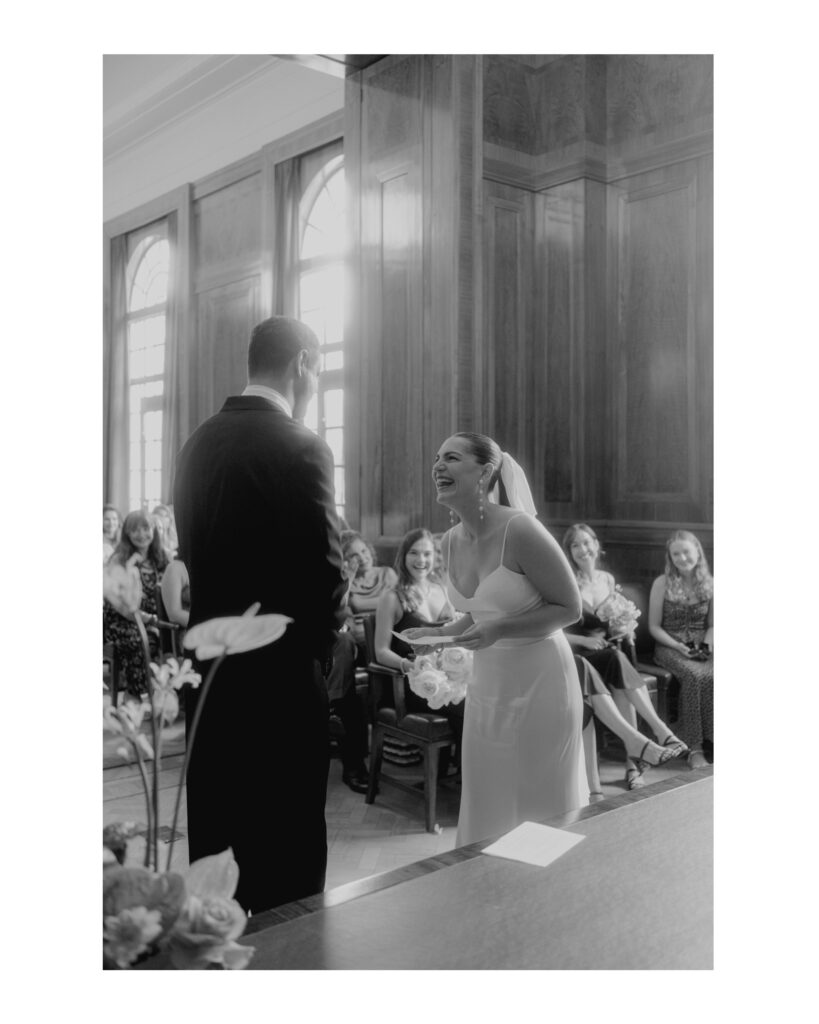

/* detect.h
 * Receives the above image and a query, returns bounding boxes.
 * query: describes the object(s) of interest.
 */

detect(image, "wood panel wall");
[105,56,713,582]
[347,54,713,576]
[346,55,481,542]
[191,160,264,431]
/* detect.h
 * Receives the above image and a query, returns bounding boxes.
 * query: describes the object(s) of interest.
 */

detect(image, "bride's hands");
[452,621,501,651]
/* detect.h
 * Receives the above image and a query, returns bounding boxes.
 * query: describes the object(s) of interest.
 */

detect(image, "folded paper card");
[392,632,455,645]
[481,821,585,867]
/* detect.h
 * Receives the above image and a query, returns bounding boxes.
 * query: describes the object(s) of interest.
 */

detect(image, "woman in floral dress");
[649,530,714,769]
[562,523,686,788]
[103,511,169,699]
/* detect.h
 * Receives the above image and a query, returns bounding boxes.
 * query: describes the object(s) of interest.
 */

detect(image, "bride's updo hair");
[452,431,508,503]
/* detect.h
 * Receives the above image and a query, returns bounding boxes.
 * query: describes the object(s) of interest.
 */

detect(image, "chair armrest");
[366,661,406,719]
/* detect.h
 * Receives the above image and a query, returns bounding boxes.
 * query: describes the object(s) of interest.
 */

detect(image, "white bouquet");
[407,646,473,710]
[595,586,641,642]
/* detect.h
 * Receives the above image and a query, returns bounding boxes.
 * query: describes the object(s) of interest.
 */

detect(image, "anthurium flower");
[104,906,163,968]
[184,848,239,901]
[103,554,143,616]
[183,605,292,661]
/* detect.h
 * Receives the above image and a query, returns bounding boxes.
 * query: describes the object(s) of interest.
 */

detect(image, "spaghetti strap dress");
[653,595,713,750]
[445,518,589,846]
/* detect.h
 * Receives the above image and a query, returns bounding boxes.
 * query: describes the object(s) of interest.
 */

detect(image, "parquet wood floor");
[104,739,692,892]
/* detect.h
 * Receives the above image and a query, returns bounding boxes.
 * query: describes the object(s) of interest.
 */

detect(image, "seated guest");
[341,530,398,652]
[373,529,463,771]
[325,630,371,793]
[103,504,121,565]
[103,511,169,699]
[649,530,714,770]
[562,523,686,790]
[160,557,190,629]
[574,655,679,797]
[152,504,178,560]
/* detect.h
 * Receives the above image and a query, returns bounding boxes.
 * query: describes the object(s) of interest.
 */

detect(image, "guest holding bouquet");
[374,527,462,771]
[562,523,686,789]
[103,511,169,699]
[373,528,457,715]
[649,530,714,769]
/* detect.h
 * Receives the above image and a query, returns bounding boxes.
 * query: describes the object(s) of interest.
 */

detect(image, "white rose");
[408,667,450,709]
[440,646,473,685]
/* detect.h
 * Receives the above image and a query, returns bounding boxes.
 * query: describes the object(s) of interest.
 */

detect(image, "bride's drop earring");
[478,479,485,523]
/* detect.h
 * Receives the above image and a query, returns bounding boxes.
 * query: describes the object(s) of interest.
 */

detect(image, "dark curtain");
[162,211,182,503]
[274,157,302,316]
[104,234,130,516]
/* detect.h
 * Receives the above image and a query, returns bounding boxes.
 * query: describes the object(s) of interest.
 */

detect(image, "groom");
[173,315,347,914]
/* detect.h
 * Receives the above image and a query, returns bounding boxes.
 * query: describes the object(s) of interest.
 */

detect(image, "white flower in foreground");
[183,603,292,661]
[103,554,143,616]
[104,906,163,968]
[151,658,202,691]
[167,849,254,970]
[104,700,154,759]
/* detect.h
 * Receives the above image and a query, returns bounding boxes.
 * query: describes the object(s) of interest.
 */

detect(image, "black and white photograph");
[100,50,717,972]
[7,4,816,1017]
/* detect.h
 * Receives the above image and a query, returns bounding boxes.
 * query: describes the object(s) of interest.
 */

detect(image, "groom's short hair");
[248,316,320,380]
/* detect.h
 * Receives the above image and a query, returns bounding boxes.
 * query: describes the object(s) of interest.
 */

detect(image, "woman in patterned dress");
[103,510,169,699]
[649,530,714,769]
[563,523,687,789]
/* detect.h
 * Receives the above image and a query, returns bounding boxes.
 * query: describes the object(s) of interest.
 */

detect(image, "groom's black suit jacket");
[173,395,346,913]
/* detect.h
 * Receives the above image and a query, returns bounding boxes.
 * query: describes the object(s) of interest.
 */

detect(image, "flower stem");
[131,740,154,869]
[166,653,226,873]
[134,613,160,872]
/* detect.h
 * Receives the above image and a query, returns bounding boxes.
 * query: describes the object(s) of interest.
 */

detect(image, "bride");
[403,432,589,845]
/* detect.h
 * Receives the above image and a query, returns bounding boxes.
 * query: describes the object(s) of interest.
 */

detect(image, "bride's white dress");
[446,519,589,846]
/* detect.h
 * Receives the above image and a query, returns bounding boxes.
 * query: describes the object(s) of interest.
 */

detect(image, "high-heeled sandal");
[625,767,645,790]
[661,734,689,758]
[634,740,676,773]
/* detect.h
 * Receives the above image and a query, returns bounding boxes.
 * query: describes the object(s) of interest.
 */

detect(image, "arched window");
[125,225,170,511]
[299,154,346,520]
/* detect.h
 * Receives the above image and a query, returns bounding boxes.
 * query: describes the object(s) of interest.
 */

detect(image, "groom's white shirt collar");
[241,384,292,418]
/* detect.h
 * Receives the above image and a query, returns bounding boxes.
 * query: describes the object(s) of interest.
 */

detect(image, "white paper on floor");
[481,821,585,867]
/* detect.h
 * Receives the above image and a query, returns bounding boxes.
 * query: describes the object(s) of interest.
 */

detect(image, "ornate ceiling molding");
[103,55,283,161]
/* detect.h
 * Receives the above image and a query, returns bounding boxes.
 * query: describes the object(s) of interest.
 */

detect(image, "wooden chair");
[362,615,457,833]
[154,588,182,660]
[103,641,121,707]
